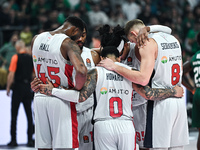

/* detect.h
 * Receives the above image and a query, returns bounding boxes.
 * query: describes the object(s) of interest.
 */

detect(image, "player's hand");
[137,26,149,48]
[39,78,54,96]
[174,85,184,98]
[97,57,116,71]
[31,77,43,92]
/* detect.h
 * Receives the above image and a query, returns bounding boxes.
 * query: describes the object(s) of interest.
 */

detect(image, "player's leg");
[34,96,52,149]
[94,121,117,150]
[78,107,94,150]
[117,120,137,150]
[133,103,147,149]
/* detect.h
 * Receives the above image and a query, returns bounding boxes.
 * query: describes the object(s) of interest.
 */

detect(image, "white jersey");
[144,32,189,148]
[123,42,147,106]
[76,46,95,113]
[150,32,182,88]
[32,32,79,148]
[32,32,76,92]
[93,62,133,121]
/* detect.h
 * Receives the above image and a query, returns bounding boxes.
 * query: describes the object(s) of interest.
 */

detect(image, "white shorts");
[94,119,138,150]
[133,103,147,148]
[34,95,79,149]
[144,98,189,148]
[77,106,94,150]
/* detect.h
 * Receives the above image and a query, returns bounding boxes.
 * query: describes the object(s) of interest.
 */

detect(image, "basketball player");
[31,23,99,150]
[182,32,200,150]
[98,19,189,149]
[38,44,184,150]
[75,23,99,150]
[31,16,87,150]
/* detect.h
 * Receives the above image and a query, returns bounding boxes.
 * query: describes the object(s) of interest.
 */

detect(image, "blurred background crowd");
[0,0,200,128]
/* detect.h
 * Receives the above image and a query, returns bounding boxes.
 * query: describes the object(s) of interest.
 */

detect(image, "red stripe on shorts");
[65,64,78,148]
[70,102,79,148]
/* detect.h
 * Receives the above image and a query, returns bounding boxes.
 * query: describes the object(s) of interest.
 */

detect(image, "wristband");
[52,88,80,103]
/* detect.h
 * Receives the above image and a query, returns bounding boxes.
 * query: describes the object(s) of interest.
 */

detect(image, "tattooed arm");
[132,83,184,100]
[39,68,97,103]
[61,38,87,90]
[79,68,97,102]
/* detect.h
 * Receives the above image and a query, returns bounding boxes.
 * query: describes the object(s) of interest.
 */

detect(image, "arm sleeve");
[149,25,172,34]
[51,88,80,103]
[9,54,18,72]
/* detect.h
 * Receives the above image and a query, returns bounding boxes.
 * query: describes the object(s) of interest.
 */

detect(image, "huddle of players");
[31,16,188,150]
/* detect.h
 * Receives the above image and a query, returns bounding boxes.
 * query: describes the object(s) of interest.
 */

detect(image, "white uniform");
[123,42,147,148]
[32,32,78,149]
[76,46,95,150]
[144,32,189,148]
[94,62,137,150]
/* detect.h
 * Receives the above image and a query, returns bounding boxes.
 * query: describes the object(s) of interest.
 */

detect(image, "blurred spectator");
[43,10,60,30]
[122,0,141,20]
[100,0,112,16]
[90,31,101,48]
[185,21,200,55]
[74,0,91,11]
[0,2,11,26]
[87,3,109,28]
[20,26,33,46]
[0,32,19,71]
[138,4,153,24]
[109,5,127,27]
[6,40,34,147]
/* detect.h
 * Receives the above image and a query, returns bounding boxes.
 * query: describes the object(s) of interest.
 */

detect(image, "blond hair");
[124,19,145,35]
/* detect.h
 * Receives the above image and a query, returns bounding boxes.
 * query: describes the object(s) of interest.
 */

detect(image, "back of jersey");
[191,51,200,88]
[94,62,133,121]
[150,32,182,89]
[32,32,76,96]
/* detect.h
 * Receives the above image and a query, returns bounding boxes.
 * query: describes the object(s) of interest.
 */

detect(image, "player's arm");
[91,50,100,65]
[137,25,172,47]
[61,38,87,90]
[182,59,196,94]
[39,68,97,103]
[98,39,156,86]
[132,83,184,100]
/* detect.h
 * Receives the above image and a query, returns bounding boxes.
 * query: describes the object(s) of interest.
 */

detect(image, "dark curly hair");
[98,24,127,48]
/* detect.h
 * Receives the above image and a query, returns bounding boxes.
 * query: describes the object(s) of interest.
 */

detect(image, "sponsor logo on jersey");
[109,87,129,95]
[127,57,132,65]
[38,57,58,65]
[33,55,37,62]
[169,55,182,62]
[100,87,107,94]
[39,43,49,51]
[161,42,179,50]
[106,73,123,81]
[161,56,168,64]
[86,58,91,67]
[83,135,89,143]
